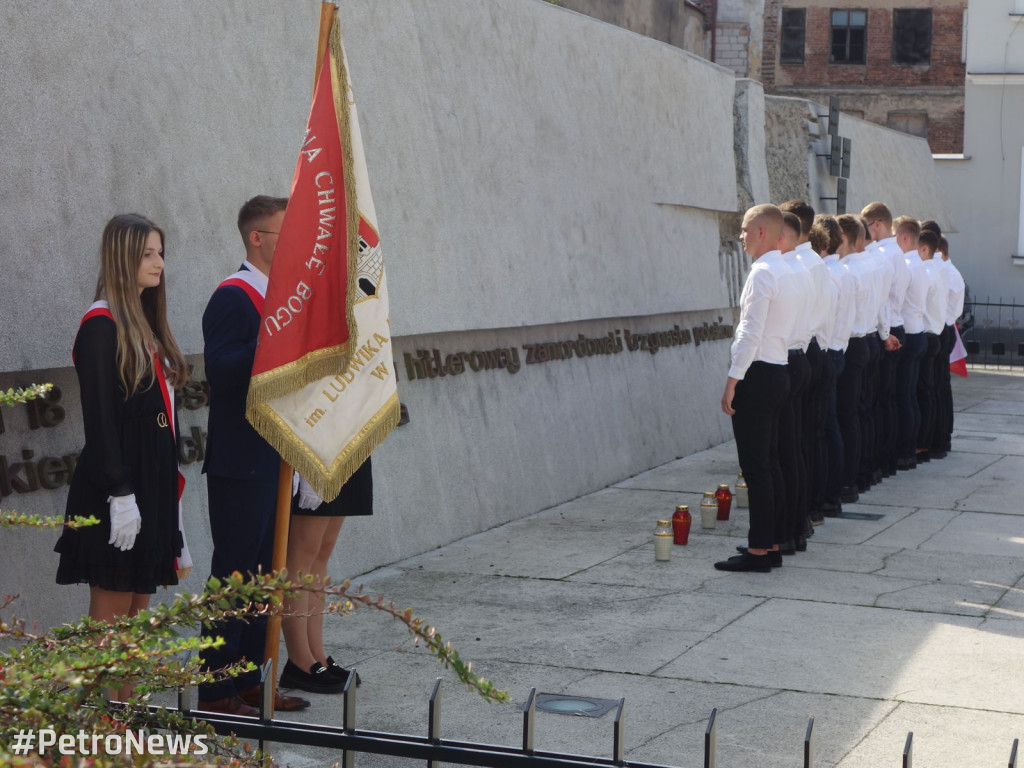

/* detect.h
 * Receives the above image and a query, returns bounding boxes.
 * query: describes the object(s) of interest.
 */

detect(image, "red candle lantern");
[715,484,733,521]
[672,505,691,545]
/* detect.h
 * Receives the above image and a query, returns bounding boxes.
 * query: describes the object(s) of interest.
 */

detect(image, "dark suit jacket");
[202,271,279,479]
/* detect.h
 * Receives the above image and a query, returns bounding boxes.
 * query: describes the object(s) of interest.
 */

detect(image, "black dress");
[55,315,182,593]
[292,458,373,517]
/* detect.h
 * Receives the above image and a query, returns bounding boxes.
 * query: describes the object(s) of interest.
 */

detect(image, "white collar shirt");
[826,257,857,351]
[782,249,815,350]
[728,250,798,379]
[921,258,948,334]
[902,251,929,334]
[866,244,893,339]
[943,260,965,324]
[845,252,876,336]
[875,237,910,328]
[794,242,833,349]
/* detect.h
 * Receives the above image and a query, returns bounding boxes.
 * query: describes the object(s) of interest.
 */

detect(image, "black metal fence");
[959,297,1024,369]
[159,665,1022,768]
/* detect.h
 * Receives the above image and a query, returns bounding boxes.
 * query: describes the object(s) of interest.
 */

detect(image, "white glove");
[291,470,300,497]
[297,476,323,511]
[108,494,142,552]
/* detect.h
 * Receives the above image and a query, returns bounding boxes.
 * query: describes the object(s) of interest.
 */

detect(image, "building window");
[780,8,806,64]
[831,9,867,64]
[887,111,928,138]
[893,9,931,65]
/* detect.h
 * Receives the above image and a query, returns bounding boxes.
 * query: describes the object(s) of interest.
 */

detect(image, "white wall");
[0,0,744,630]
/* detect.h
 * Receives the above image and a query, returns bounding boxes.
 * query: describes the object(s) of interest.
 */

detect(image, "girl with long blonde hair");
[56,214,190,661]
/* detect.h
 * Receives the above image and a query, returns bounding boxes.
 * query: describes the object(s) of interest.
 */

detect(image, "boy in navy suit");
[197,196,310,716]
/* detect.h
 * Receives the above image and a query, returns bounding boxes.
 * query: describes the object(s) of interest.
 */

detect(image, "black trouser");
[877,326,904,472]
[859,333,882,485]
[803,340,826,516]
[779,349,810,541]
[200,474,277,702]
[732,361,789,550]
[823,349,845,505]
[932,324,955,452]
[896,332,926,462]
[917,332,941,451]
[838,337,868,488]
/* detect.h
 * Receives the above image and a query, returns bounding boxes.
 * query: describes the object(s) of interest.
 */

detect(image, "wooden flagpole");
[264,1,338,717]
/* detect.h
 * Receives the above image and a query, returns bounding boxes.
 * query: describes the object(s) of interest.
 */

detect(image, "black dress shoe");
[279,659,346,694]
[325,656,362,687]
[777,539,797,556]
[930,449,947,460]
[734,547,782,567]
[714,552,772,572]
[916,450,931,463]
[197,695,259,718]
[810,511,825,526]
[238,684,311,711]
[871,469,883,485]
[794,534,807,552]
[896,457,916,471]
[822,501,841,517]
[840,486,859,503]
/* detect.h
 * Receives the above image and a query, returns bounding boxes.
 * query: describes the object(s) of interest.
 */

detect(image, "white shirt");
[845,252,876,336]
[902,251,930,334]
[729,250,799,379]
[865,241,893,339]
[921,257,948,335]
[794,242,833,349]
[876,236,910,328]
[782,249,815,350]
[942,259,966,325]
[826,256,857,352]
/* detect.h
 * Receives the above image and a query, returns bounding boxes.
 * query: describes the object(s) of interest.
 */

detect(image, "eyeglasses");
[256,230,280,235]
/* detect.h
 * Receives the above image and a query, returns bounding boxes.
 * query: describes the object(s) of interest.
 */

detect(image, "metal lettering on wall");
[402,319,734,381]
[0,381,211,499]
[2,319,734,497]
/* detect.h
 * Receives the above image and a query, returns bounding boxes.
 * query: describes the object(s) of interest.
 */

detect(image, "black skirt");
[293,457,373,517]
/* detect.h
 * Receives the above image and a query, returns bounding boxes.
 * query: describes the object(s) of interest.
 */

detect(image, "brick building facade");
[761,0,965,154]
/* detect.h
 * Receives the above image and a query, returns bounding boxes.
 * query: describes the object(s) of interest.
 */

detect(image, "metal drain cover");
[838,512,885,521]
[535,694,619,718]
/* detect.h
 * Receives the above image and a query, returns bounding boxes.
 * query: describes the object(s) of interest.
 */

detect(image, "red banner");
[251,52,356,384]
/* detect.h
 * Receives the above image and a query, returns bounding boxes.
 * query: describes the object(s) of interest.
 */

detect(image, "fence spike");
[522,688,536,755]
[804,716,815,768]
[613,697,626,766]
[704,708,717,768]
[341,666,358,768]
[427,678,442,768]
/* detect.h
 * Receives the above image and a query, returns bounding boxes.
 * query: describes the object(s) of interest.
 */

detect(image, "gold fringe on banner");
[249,393,401,502]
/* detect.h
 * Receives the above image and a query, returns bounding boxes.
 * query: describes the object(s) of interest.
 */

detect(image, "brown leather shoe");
[197,695,259,718]
[237,685,310,712]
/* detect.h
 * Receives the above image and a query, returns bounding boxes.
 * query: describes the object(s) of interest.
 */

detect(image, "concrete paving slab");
[661,599,1024,713]
[860,508,960,548]
[946,434,1024,456]
[833,701,1024,768]
[958,398,1024,416]
[803,506,916,546]
[951,410,1024,435]
[918,511,1024,556]
[874,547,1024,588]
[355,570,761,675]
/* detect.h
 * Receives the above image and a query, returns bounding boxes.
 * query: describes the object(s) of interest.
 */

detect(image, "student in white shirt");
[777,208,814,551]
[834,215,871,502]
[916,229,948,460]
[893,217,929,470]
[717,204,796,573]
[807,214,841,520]
[933,235,965,456]
[862,202,907,478]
